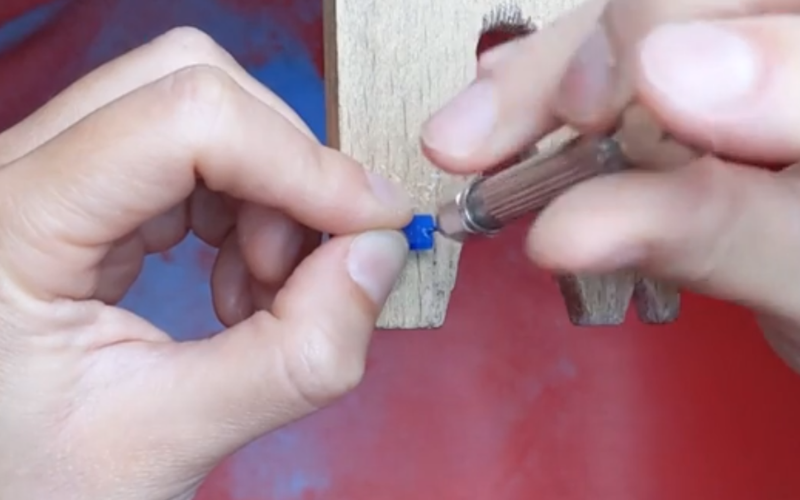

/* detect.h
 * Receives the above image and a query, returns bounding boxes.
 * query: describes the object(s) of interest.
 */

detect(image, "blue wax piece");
[402,214,436,251]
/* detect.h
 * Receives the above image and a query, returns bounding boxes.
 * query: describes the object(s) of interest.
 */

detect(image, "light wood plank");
[324,0,583,328]
[324,0,679,328]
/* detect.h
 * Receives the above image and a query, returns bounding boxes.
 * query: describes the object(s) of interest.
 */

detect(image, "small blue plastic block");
[402,214,436,251]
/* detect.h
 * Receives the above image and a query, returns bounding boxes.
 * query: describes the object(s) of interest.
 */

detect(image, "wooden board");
[324,0,680,328]
[324,0,582,328]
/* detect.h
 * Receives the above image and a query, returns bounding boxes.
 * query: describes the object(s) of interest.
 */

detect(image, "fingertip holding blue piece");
[402,214,436,251]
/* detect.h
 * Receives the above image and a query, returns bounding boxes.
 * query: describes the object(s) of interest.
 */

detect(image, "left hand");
[0,27,411,500]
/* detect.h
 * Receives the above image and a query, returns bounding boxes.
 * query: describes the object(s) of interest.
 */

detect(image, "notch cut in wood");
[324,0,679,328]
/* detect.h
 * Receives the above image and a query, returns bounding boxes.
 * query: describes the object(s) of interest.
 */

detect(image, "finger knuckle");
[282,319,365,408]
[168,64,229,107]
[272,134,325,196]
[152,26,229,67]
[161,64,230,136]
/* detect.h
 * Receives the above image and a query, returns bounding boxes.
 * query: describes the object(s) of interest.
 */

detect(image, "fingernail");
[366,172,412,211]
[555,25,617,123]
[347,230,409,305]
[421,80,497,158]
[639,22,761,114]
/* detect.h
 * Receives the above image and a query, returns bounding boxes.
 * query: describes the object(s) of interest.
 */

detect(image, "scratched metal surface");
[3,1,800,499]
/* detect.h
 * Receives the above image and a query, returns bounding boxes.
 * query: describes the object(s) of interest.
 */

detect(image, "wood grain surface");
[324,0,679,328]
[324,0,581,328]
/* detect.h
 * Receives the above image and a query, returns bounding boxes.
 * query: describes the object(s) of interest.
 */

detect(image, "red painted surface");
[198,221,800,500]
[476,23,536,57]
[2,2,800,499]
[0,0,109,131]
[0,0,53,25]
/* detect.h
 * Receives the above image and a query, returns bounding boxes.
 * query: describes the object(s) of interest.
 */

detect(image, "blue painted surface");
[0,0,69,54]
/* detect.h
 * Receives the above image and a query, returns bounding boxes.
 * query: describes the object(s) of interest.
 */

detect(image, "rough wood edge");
[556,272,680,326]
[322,0,462,329]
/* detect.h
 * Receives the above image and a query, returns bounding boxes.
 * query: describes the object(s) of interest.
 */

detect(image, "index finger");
[0,65,412,301]
[556,0,800,128]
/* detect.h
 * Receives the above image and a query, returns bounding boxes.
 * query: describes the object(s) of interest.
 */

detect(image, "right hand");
[421,0,800,372]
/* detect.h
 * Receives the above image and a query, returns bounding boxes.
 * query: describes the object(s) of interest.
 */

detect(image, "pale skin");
[1,0,799,498]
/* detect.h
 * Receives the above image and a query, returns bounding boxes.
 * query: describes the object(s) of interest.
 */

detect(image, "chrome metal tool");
[435,134,628,241]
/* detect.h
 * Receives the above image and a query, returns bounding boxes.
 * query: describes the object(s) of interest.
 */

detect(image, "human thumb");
[633,16,800,166]
[144,230,408,468]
